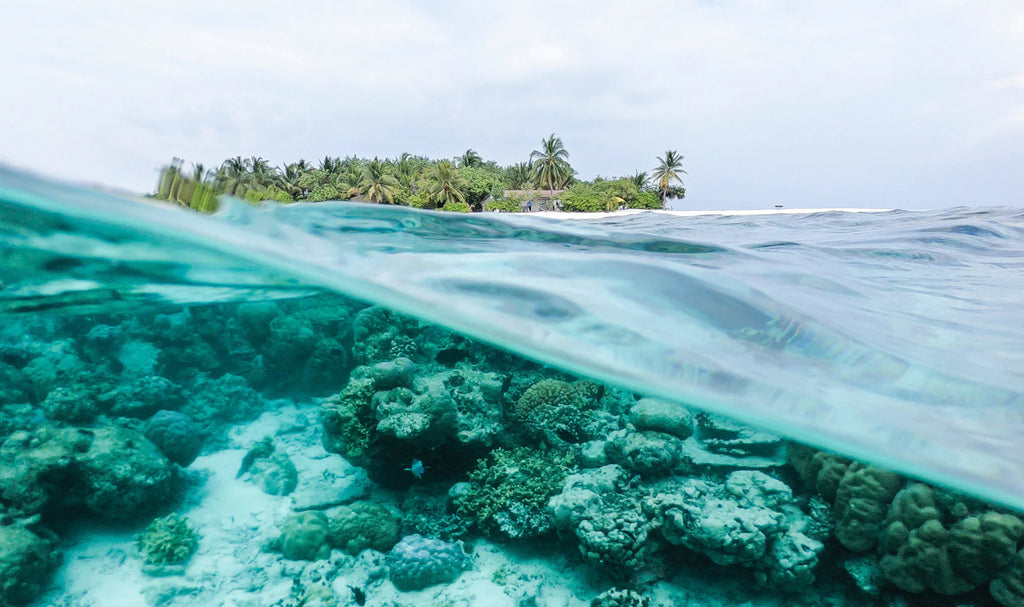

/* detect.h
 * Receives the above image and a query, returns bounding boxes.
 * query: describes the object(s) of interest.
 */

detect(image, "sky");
[1,1,1022,210]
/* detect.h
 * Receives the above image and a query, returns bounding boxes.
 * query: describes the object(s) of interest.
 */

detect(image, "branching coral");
[135,513,199,565]
[454,447,573,539]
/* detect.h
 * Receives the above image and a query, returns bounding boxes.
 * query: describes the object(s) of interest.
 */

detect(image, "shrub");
[440,202,471,213]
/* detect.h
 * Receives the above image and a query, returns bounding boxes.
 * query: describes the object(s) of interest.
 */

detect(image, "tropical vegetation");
[152,135,685,213]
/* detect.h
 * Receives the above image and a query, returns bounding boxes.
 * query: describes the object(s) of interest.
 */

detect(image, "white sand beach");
[521,208,894,220]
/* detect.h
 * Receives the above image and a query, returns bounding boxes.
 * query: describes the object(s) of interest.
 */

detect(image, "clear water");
[3,167,1024,607]
[3,167,1021,509]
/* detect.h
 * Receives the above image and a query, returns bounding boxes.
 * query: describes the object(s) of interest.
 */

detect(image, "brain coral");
[144,410,203,467]
[879,483,1024,596]
[387,534,468,591]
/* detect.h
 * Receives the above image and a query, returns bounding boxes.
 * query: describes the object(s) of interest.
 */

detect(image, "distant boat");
[774,204,783,208]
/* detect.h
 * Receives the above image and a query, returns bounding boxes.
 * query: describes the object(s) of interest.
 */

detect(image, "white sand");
[520,207,893,220]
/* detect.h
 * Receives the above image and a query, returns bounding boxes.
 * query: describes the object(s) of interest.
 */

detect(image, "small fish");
[348,585,366,606]
[404,458,427,480]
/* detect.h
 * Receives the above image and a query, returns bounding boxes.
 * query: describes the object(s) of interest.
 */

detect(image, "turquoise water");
[3,167,1024,606]
[3,167,1021,509]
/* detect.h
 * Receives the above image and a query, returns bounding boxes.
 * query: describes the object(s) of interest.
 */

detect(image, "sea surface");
[1,166,1022,512]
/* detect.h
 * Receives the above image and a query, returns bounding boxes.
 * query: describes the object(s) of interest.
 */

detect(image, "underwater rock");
[106,375,181,419]
[694,412,784,458]
[237,436,298,496]
[235,301,281,345]
[135,513,199,567]
[627,397,694,439]
[352,307,426,365]
[144,410,203,467]
[604,428,681,476]
[290,454,371,511]
[372,386,456,447]
[39,385,100,424]
[386,534,468,591]
[276,511,332,561]
[328,501,402,555]
[247,452,299,496]
[73,425,179,521]
[579,440,609,468]
[590,587,650,607]
[0,362,29,405]
[370,357,417,390]
[644,471,824,591]
[879,482,1024,595]
[0,424,177,521]
[182,372,263,425]
[0,522,60,606]
[843,555,885,597]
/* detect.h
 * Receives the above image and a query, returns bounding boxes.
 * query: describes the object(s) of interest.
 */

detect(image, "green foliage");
[484,199,522,213]
[562,179,643,212]
[458,165,505,209]
[628,191,661,210]
[440,201,471,213]
[306,183,342,202]
[135,513,199,565]
[455,447,573,536]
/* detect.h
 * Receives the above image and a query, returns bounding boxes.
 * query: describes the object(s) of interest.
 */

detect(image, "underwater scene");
[1,169,1024,607]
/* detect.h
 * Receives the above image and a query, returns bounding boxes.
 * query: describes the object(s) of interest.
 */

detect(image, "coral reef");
[0,424,177,521]
[386,534,468,591]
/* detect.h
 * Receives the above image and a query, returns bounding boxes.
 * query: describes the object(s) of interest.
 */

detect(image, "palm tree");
[359,159,400,204]
[338,165,364,200]
[504,162,532,189]
[530,134,572,197]
[457,149,482,168]
[629,171,649,191]
[423,160,469,208]
[652,150,686,208]
[216,156,252,196]
[318,156,341,174]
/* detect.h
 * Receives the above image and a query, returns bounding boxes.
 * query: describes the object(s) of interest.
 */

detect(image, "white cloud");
[0,1,1022,208]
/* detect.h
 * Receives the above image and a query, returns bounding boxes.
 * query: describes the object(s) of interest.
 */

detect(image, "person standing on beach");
[526,200,533,212]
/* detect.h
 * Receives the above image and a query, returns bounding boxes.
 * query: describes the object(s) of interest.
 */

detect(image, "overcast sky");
[1,1,1022,209]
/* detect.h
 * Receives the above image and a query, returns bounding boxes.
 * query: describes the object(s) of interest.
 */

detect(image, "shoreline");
[513,207,895,219]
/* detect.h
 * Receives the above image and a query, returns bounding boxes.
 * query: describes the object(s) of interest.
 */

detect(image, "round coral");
[278,512,332,561]
[387,534,467,591]
[144,410,203,467]
[329,501,401,555]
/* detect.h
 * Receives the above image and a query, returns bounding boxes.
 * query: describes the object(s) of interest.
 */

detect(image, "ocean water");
[2,166,1024,607]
